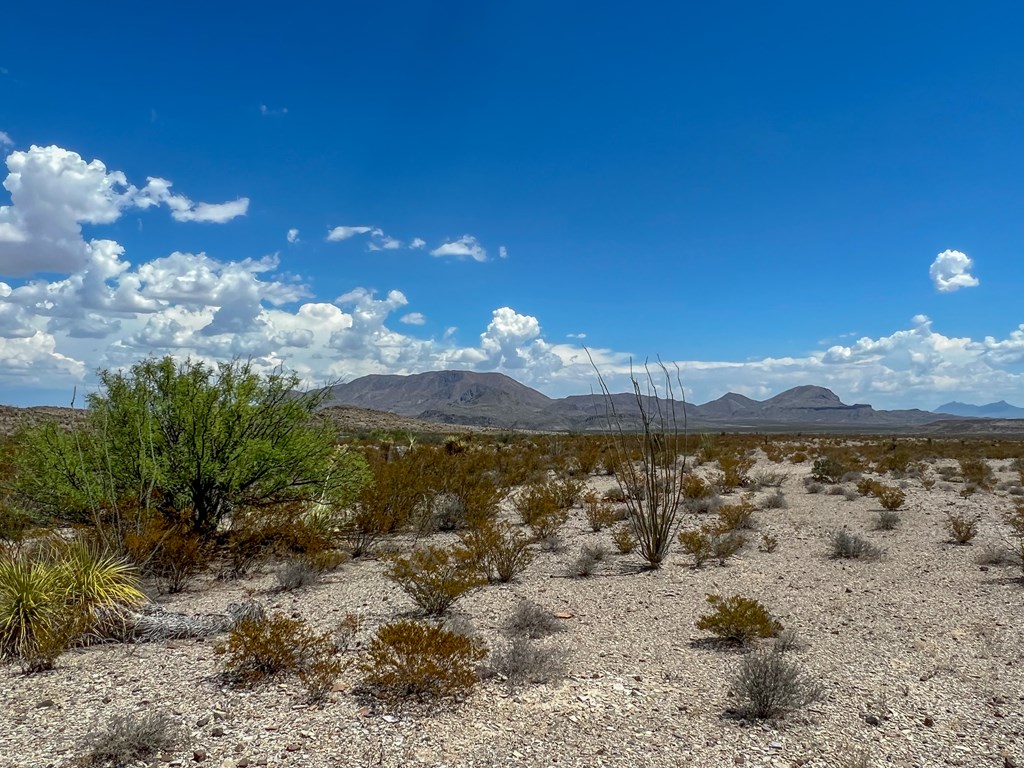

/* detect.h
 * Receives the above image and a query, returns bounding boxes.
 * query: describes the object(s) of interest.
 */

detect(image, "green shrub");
[582,493,617,532]
[611,524,637,554]
[811,456,846,484]
[696,594,782,645]
[717,496,756,531]
[678,525,745,567]
[359,619,486,702]
[385,545,486,615]
[958,457,993,489]
[215,614,344,701]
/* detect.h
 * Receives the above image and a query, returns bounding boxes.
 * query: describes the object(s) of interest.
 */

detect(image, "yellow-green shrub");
[696,594,782,645]
[386,545,486,615]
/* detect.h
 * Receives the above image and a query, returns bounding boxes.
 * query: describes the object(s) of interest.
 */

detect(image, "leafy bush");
[14,357,362,539]
[758,533,779,553]
[611,524,637,554]
[359,619,486,702]
[696,594,782,645]
[0,540,144,672]
[856,477,882,497]
[82,710,181,767]
[503,600,565,639]
[385,545,486,615]
[811,456,846,484]
[873,485,906,511]
[728,647,823,720]
[958,457,993,489]
[713,454,756,492]
[582,493,617,532]
[491,635,566,691]
[803,480,824,494]
[678,525,745,567]
[681,473,713,500]
[827,529,881,560]
[215,614,344,701]
[459,520,534,584]
[717,496,756,531]
[945,511,980,544]
[123,517,210,594]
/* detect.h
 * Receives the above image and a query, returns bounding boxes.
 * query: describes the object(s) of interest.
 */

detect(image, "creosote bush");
[873,484,906,511]
[611,524,637,554]
[82,710,182,767]
[215,614,345,701]
[945,511,980,545]
[359,619,487,702]
[582,493,618,532]
[718,496,756,531]
[728,646,823,720]
[828,529,881,560]
[459,520,534,584]
[385,545,486,616]
[696,593,782,645]
[678,525,745,567]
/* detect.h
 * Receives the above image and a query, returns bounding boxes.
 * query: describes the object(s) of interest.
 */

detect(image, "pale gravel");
[2,457,1023,768]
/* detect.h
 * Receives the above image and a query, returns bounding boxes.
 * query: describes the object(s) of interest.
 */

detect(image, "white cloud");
[0,145,248,277]
[567,332,586,339]
[430,234,487,262]
[326,225,372,242]
[368,228,401,250]
[930,249,979,293]
[260,105,289,117]
[0,132,12,147]
[287,228,300,244]
[409,237,426,249]
[499,245,508,259]
[400,312,426,326]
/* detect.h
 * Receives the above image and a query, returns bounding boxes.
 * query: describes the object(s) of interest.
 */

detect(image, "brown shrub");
[459,520,534,583]
[873,485,906,511]
[945,511,980,545]
[385,545,486,616]
[611,524,637,554]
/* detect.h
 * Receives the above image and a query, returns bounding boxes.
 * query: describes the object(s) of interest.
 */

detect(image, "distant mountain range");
[934,400,1024,419]
[318,371,968,432]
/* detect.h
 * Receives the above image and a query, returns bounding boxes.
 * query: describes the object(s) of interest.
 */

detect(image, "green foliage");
[14,357,361,540]
[582,492,618,532]
[958,456,993,489]
[717,495,756,531]
[0,539,144,672]
[696,593,782,645]
[611,523,637,554]
[713,454,755,491]
[386,545,486,615]
[216,614,344,701]
[359,619,486,702]
[811,455,847,484]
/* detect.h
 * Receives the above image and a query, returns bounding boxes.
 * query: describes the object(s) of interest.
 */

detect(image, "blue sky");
[1,2,1022,408]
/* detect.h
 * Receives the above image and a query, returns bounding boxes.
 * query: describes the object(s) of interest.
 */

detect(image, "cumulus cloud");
[260,105,288,116]
[499,245,508,259]
[326,225,372,242]
[409,237,426,249]
[368,228,401,250]
[0,132,12,147]
[0,145,248,277]
[287,228,300,244]
[430,235,487,262]
[930,249,979,293]
[400,312,426,326]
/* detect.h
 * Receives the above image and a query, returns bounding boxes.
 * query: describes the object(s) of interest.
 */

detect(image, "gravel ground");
[2,457,1022,768]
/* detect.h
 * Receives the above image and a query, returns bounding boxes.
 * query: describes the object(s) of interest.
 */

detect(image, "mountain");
[317,371,960,431]
[934,400,1024,419]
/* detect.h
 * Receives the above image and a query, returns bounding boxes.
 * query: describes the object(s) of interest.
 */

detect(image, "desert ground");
[2,443,1023,768]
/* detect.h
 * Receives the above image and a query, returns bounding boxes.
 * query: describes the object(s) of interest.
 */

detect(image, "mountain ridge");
[934,400,1024,419]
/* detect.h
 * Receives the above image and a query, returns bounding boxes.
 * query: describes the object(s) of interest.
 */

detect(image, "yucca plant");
[0,539,144,672]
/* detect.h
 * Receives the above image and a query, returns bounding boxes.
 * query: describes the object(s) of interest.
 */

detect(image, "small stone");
[220,761,235,768]
[734,756,746,765]
[193,749,208,762]
[35,699,56,708]
[923,716,935,727]
[980,566,989,572]
[211,726,225,737]
[382,715,400,723]
[212,709,228,721]
[196,716,211,727]
[769,741,783,749]
[553,612,574,619]
[864,713,881,726]
[285,743,301,752]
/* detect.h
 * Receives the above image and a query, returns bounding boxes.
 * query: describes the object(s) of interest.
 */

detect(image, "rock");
[196,716,211,727]
[864,713,881,726]
[923,716,934,727]
[211,726,225,737]
[285,743,301,752]
[193,749,207,762]
[35,699,56,708]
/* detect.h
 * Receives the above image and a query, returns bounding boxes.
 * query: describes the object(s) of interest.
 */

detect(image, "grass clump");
[503,600,565,639]
[82,711,181,767]
[761,489,787,509]
[386,544,487,616]
[696,593,782,645]
[568,543,608,578]
[359,619,486,702]
[728,646,823,720]
[827,529,881,560]
[491,635,566,692]
[875,510,901,531]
